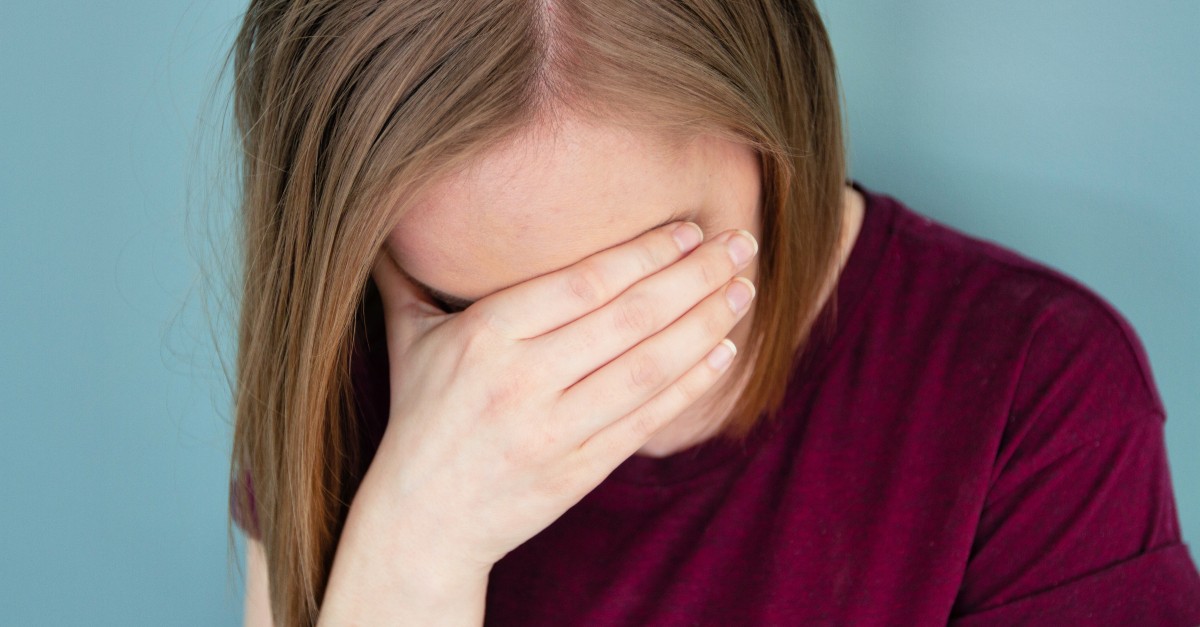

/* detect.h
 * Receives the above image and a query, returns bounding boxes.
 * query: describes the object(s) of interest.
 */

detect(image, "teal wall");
[0,1,1194,624]
[0,2,246,624]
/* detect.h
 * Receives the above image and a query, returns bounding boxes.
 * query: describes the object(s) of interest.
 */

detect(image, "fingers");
[370,247,445,355]
[540,228,757,389]
[473,221,704,340]
[557,266,755,442]
[574,332,742,474]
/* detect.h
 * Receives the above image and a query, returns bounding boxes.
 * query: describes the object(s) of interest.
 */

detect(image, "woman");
[225,1,1200,625]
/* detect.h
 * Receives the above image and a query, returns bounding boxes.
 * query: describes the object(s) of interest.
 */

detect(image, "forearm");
[319,561,488,626]
[318,482,491,626]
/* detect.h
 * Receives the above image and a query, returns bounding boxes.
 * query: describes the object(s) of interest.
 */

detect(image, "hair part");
[225,0,844,623]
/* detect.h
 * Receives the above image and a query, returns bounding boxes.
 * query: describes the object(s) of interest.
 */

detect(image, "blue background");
[1,1,1195,624]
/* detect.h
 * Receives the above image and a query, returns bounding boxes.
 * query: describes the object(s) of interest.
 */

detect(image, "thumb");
[370,246,443,357]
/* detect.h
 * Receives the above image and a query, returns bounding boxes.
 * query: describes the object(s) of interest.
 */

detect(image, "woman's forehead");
[387,117,756,303]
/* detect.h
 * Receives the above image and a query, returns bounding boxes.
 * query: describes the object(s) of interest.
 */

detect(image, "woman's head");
[228,1,844,623]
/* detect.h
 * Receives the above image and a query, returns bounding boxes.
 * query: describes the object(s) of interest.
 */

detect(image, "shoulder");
[878,186,1149,337]
[846,184,1167,452]
[848,188,1200,623]
[863,184,1167,465]
[869,187,1156,367]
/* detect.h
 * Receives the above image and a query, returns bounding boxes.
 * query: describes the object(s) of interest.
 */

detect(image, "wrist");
[321,497,491,624]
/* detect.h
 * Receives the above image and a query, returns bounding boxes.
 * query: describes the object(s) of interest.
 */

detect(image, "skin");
[246,119,865,626]
[385,113,864,458]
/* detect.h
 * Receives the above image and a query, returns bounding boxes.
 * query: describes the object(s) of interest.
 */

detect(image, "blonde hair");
[225,0,845,623]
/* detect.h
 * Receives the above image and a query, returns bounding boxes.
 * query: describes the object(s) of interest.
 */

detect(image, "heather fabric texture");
[231,182,1200,625]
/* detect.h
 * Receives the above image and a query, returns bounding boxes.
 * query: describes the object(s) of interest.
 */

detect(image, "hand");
[361,220,758,572]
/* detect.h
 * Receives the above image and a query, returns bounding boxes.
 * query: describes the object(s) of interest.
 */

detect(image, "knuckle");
[501,437,537,469]
[697,256,724,289]
[482,376,525,417]
[568,318,602,356]
[612,292,656,335]
[701,308,729,337]
[510,426,561,471]
[461,305,511,342]
[566,262,607,307]
[539,424,562,450]
[458,322,499,363]
[627,409,661,438]
[671,371,707,405]
[500,423,557,468]
[628,351,667,391]
[636,242,666,275]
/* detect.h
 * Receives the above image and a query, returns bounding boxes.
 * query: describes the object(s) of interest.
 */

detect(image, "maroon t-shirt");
[233,182,1200,625]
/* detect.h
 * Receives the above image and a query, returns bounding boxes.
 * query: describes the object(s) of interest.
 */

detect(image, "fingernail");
[706,338,737,371]
[727,230,758,267]
[672,221,703,252]
[725,277,756,313]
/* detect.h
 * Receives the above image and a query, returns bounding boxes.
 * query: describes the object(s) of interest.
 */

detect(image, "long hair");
[225,0,845,623]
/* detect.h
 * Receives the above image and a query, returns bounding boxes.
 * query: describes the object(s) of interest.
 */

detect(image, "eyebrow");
[406,213,688,311]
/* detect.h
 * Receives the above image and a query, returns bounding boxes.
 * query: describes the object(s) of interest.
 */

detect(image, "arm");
[948,291,1200,624]
[315,478,491,626]
[241,504,489,624]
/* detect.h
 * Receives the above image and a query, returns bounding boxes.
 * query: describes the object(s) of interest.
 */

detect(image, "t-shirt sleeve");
[230,466,262,540]
[948,286,1200,626]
